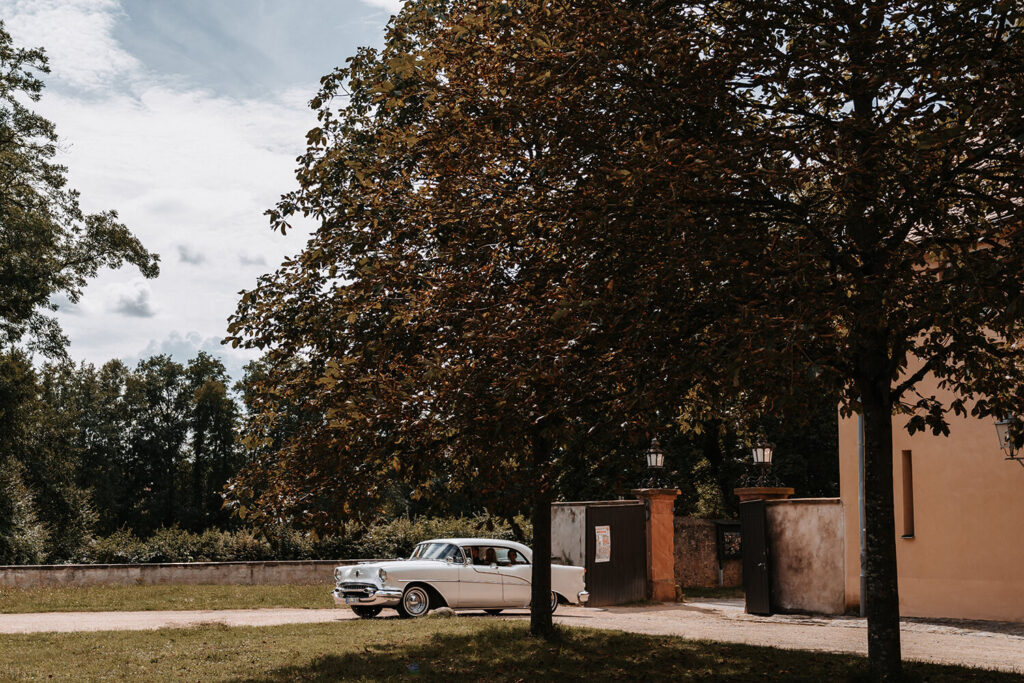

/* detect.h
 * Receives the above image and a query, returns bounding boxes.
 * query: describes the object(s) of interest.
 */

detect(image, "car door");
[458,545,503,606]
[496,549,532,607]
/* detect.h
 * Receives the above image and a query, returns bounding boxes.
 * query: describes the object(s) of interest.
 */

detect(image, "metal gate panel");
[739,499,772,615]
[584,503,647,606]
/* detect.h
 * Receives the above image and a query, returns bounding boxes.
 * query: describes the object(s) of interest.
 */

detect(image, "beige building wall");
[839,373,1024,622]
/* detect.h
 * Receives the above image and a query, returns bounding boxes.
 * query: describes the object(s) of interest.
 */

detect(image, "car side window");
[498,548,529,565]
[442,544,464,564]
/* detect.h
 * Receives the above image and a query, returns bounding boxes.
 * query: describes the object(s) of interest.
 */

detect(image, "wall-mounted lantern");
[751,442,774,466]
[995,417,1024,468]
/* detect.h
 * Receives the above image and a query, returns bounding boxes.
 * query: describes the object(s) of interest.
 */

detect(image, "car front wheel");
[397,586,431,618]
[351,605,382,619]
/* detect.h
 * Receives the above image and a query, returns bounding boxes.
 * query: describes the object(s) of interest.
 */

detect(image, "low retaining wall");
[0,559,377,589]
[674,517,742,589]
[765,498,845,615]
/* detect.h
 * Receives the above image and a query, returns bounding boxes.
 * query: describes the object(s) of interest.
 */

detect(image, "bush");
[353,514,530,559]
[69,514,533,565]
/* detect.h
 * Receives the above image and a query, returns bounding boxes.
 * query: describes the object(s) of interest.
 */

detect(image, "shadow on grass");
[236,622,1017,682]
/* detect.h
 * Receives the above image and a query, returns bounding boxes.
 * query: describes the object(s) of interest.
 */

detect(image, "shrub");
[68,514,533,564]
[354,514,531,559]
[78,527,144,564]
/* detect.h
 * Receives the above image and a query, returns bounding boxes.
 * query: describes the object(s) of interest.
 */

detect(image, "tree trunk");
[858,350,902,680]
[529,429,556,639]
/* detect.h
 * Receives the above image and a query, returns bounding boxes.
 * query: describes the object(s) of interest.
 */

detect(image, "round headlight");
[378,568,388,582]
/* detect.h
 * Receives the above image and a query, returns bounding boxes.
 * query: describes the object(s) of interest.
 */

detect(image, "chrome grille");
[339,582,377,597]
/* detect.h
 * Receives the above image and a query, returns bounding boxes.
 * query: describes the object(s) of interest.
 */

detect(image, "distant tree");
[72,360,132,533]
[184,352,240,528]
[0,352,95,560]
[33,354,242,538]
[123,356,190,533]
[0,352,48,563]
[0,456,47,564]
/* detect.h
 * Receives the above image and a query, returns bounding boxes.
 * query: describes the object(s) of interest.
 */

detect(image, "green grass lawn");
[0,583,744,614]
[0,583,332,613]
[0,618,1013,682]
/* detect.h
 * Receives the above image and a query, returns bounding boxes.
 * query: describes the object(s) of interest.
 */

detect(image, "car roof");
[421,538,532,555]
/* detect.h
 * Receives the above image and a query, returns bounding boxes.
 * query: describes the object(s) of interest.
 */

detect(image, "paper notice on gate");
[594,525,611,563]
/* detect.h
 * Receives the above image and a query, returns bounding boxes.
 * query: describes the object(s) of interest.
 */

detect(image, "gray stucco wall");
[551,504,586,567]
[0,559,373,589]
[766,498,845,615]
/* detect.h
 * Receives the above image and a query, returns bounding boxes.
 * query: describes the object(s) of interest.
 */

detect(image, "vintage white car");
[332,537,589,618]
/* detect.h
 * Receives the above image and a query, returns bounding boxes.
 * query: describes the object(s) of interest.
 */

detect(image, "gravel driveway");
[1,599,1021,674]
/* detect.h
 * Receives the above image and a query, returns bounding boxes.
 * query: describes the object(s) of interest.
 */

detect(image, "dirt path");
[0,607,342,633]
[548,600,1024,675]
[1,599,1021,674]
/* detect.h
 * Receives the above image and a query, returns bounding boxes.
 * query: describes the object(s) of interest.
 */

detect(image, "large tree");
[676,3,1024,677]
[227,0,757,637]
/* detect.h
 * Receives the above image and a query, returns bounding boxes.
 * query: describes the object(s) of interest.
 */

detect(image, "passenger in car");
[507,549,522,565]
[484,547,498,565]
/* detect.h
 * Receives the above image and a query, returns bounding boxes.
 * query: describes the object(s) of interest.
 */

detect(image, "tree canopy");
[228,0,819,637]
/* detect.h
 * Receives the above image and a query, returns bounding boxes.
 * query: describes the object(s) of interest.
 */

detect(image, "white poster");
[594,525,611,563]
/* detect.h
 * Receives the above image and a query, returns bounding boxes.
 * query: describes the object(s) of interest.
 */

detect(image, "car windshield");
[410,542,462,562]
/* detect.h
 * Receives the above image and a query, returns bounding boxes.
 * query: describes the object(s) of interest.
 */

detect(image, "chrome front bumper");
[332,586,403,607]
[578,590,590,604]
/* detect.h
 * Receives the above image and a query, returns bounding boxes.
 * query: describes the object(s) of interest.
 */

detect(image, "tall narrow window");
[901,449,915,538]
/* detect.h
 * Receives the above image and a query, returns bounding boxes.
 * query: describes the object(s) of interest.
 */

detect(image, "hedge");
[70,515,531,565]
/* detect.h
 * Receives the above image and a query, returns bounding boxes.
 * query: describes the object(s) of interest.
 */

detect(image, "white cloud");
[238,252,267,267]
[49,292,83,316]
[177,244,206,265]
[108,280,156,318]
[43,82,316,371]
[1,0,141,91]
[359,0,403,14]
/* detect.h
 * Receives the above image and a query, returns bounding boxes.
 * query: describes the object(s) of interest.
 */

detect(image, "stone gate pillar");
[631,487,681,601]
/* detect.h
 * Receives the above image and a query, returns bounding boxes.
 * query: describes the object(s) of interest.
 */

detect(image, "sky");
[0,0,403,380]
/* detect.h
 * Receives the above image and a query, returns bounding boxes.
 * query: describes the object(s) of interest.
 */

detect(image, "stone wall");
[0,559,373,589]
[765,498,845,615]
[673,517,742,589]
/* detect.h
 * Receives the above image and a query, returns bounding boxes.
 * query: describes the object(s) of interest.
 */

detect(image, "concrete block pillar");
[631,487,681,602]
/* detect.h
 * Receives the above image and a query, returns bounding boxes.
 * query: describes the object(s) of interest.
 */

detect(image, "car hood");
[336,559,448,579]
